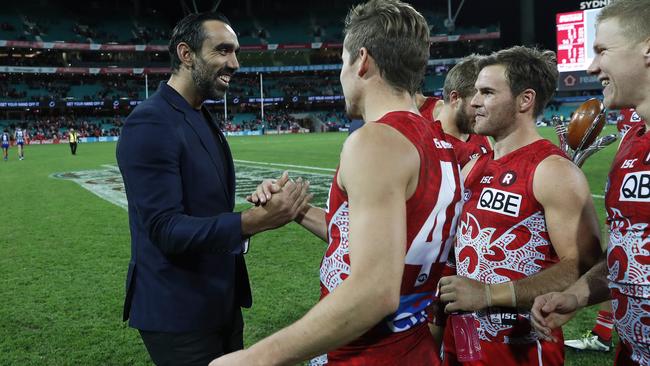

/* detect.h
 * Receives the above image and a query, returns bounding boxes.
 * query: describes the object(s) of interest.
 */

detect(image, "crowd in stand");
[0,74,168,102]
[319,110,350,131]
[71,22,168,44]
[1,73,344,102]
[213,109,301,132]
[225,72,342,99]
[0,107,351,141]
[2,116,123,141]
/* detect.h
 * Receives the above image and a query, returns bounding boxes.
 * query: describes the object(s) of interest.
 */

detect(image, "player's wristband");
[485,284,493,308]
[509,281,517,308]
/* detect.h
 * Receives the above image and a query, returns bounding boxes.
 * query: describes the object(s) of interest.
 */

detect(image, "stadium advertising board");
[556,7,603,73]
[556,6,604,91]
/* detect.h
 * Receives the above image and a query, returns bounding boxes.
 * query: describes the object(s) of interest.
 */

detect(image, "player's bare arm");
[508,155,602,307]
[531,259,609,341]
[294,204,328,241]
[441,155,602,312]
[210,122,419,366]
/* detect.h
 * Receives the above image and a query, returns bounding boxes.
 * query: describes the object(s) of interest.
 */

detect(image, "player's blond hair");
[344,0,430,95]
[598,0,650,44]
[443,54,483,103]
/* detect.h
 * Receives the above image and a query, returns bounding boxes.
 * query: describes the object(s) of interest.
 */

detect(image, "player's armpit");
[508,156,603,307]
[533,156,602,273]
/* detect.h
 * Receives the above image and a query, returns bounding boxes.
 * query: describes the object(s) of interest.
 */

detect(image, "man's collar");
[158,81,201,112]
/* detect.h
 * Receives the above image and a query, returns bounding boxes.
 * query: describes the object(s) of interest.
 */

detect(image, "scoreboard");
[556,7,603,72]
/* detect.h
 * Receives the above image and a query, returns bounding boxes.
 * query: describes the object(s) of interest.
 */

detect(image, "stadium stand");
[0,0,518,137]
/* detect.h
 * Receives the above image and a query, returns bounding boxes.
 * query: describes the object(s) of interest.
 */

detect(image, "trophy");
[552,98,617,167]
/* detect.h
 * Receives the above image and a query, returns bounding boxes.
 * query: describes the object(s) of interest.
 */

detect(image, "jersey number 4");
[405,161,461,287]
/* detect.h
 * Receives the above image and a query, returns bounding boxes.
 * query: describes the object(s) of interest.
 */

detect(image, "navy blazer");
[117,82,251,332]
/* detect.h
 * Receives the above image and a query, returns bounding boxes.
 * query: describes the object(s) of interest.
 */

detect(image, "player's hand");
[438,275,488,313]
[246,171,290,205]
[257,177,313,229]
[530,292,578,342]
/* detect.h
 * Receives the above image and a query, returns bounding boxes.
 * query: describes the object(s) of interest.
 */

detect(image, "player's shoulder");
[345,120,408,148]
[535,154,582,183]
[534,154,589,203]
[341,121,418,173]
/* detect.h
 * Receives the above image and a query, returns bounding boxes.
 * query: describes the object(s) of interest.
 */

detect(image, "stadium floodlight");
[445,0,467,33]
[179,0,222,14]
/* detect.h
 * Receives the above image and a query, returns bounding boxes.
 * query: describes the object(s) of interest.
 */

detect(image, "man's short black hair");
[168,12,231,73]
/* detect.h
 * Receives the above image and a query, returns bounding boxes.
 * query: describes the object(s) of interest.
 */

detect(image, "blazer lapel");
[158,83,232,204]
[216,126,236,209]
[186,110,232,203]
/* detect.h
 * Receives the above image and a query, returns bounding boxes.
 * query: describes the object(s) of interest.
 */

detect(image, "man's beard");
[191,56,226,101]
[455,105,474,135]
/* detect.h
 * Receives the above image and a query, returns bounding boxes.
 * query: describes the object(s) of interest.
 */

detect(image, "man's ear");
[177,42,194,70]
[518,89,536,114]
[357,47,370,77]
[449,90,462,109]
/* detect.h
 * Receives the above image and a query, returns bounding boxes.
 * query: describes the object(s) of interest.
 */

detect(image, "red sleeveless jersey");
[617,108,644,136]
[320,111,462,364]
[455,139,566,343]
[604,122,650,365]
[445,133,492,168]
[418,96,440,121]
[418,96,492,167]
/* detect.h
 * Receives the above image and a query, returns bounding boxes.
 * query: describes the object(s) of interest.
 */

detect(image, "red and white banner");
[0,31,499,53]
[0,66,170,74]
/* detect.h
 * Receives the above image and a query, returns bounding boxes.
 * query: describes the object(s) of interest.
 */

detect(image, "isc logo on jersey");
[477,187,522,217]
[620,171,650,202]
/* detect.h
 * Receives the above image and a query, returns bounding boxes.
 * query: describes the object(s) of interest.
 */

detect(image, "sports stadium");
[0,0,639,365]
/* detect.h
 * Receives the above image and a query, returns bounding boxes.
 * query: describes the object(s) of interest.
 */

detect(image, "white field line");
[234,159,336,174]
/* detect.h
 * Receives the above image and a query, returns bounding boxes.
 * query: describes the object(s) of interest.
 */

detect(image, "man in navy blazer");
[117,12,311,366]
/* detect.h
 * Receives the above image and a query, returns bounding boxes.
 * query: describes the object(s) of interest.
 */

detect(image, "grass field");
[0,126,619,365]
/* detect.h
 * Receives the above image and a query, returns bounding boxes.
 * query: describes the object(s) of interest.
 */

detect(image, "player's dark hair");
[478,46,558,117]
[169,12,232,73]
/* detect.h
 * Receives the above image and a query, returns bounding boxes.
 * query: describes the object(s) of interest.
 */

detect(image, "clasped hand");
[248,171,313,227]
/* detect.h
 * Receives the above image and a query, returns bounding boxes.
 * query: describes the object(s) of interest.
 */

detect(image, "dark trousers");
[139,309,244,366]
[70,142,77,155]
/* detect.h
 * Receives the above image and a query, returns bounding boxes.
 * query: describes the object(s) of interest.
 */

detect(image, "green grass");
[0,127,619,365]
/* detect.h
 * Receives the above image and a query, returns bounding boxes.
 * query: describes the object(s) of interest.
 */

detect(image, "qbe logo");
[619,172,650,202]
[477,187,522,217]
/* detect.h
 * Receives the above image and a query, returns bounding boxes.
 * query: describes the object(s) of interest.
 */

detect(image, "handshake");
[241,171,313,236]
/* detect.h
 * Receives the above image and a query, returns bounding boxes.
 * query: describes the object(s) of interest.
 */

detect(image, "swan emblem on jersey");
[321,203,351,292]
[607,207,650,284]
[456,211,549,340]
[456,211,548,281]
[610,287,650,365]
